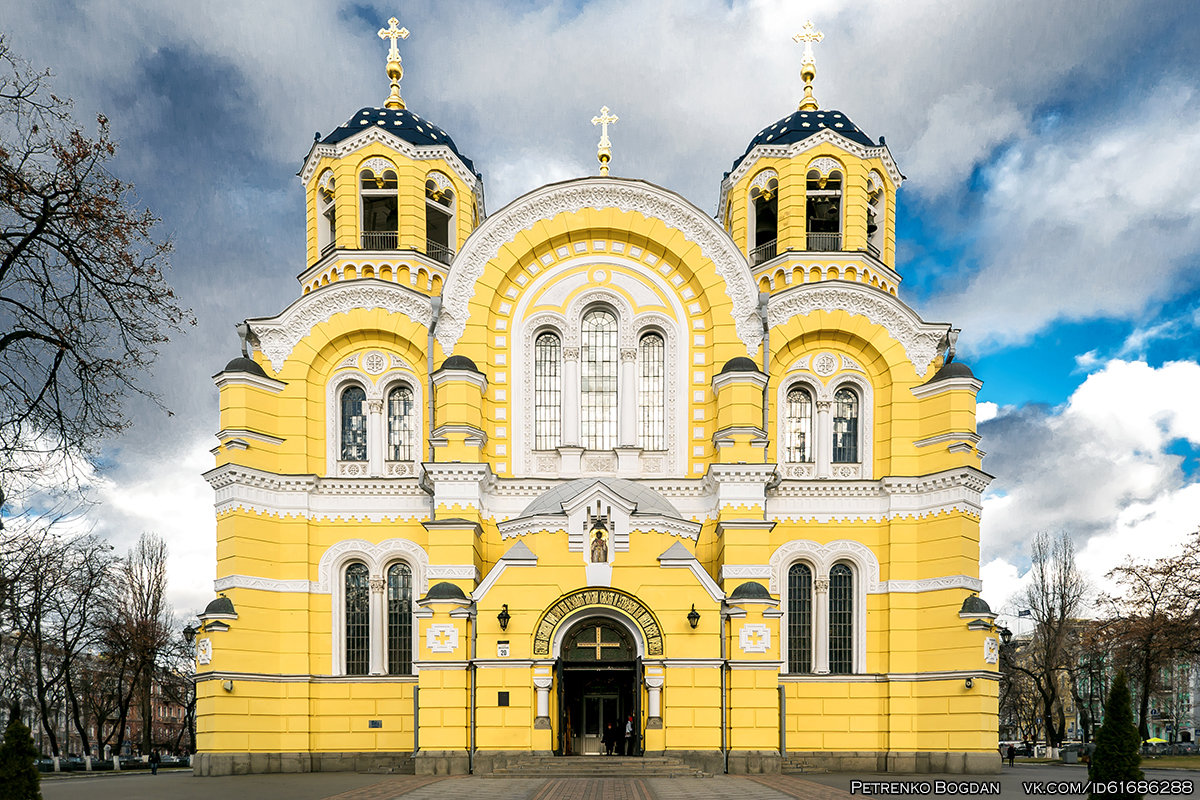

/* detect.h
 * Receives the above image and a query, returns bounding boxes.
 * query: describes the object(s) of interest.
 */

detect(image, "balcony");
[806,232,842,251]
[426,240,455,266]
[361,231,398,250]
[750,239,777,266]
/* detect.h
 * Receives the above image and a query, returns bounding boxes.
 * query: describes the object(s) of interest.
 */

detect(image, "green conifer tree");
[1088,670,1144,800]
[0,704,42,800]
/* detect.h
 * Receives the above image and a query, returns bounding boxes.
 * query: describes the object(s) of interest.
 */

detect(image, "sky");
[4,0,1200,627]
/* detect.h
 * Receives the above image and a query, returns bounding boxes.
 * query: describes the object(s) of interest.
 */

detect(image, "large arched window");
[749,172,779,265]
[425,172,455,265]
[387,385,415,462]
[340,385,367,462]
[866,171,885,257]
[386,562,413,675]
[638,333,665,450]
[534,332,562,450]
[784,386,813,462]
[832,387,859,463]
[806,165,842,251]
[317,170,336,254]
[828,563,854,675]
[581,309,618,450]
[344,562,370,676]
[787,563,813,673]
[360,160,398,249]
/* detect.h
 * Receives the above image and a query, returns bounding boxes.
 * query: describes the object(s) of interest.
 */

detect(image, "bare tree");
[0,36,191,516]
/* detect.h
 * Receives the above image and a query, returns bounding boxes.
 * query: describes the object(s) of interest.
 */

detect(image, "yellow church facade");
[194,21,1000,777]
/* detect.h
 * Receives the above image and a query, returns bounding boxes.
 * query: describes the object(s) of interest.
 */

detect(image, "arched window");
[425,172,455,265]
[534,332,562,449]
[832,387,859,463]
[829,563,854,674]
[638,333,665,450]
[749,172,779,265]
[360,161,398,249]
[344,562,370,676]
[317,170,336,254]
[387,385,415,462]
[386,562,413,675]
[784,386,813,462]
[866,171,885,257]
[787,563,813,673]
[806,166,842,251]
[581,309,618,450]
[340,385,367,461]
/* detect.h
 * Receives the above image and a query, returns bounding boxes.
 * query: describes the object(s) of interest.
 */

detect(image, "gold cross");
[577,625,622,659]
[793,21,824,111]
[378,17,410,61]
[591,106,619,176]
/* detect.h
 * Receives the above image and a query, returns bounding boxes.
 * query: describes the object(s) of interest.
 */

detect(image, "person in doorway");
[624,715,635,756]
[1006,744,1016,767]
[603,721,617,755]
[150,749,161,775]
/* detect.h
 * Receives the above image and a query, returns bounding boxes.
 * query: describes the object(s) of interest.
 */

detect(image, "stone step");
[489,755,707,778]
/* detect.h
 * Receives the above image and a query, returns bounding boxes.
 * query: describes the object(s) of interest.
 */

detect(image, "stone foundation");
[470,750,552,774]
[414,749,470,775]
[786,751,1001,775]
[662,749,725,775]
[725,749,782,774]
[192,752,413,777]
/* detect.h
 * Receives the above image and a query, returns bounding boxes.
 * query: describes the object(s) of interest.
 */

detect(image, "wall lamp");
[999,626,1013,645]
[687,604,701,630]
[497,604,511,631]
[965,677,974,689]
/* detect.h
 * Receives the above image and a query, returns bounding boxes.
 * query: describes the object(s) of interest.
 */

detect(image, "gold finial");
[793,21,824,111]
[378,17,410,110]
[591,106,619,176]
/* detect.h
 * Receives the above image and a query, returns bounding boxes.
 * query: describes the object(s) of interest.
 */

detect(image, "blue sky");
[5,1,1200,618]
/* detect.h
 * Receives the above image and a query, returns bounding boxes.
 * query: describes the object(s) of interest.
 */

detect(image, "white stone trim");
[767,467,990,523]
[721,565,771,582]
[248,280,433,372]
[910,375,984,398]
[768,282,949,378]
[890,575,983,594]
[472,543,537,601]
[913,431,982,449]
[216,428,286,447]
[439,179,762,356]
[549,605,648,659]
[776,366,874,480]
[214,574,313,593]
[427,565,479,582]
[212,371,287,393]
[657,545,724,602]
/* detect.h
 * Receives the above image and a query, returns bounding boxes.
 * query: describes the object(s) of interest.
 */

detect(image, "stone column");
[813,577,830,674]
[562,346,581,446]
[644,674,664,728]
[619,348,638,446]
[367,399,385,476]
[533,675,553,728]
[815,400,832,479]
[369,577,386,675]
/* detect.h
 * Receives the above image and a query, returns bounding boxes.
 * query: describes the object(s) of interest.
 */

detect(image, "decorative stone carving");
[833,464,862,479]
[562,346,580,361]
[620,348,638,362]
[196,638,213,666]
[781,464,814,479]
[813,352,838,377]
[360,156,396,177]
[386,461,418,477]
[338,354,358,369]
[338,462,366,476]
[318,169,335,195]
[984,637,999,665]
[425,170,453,194]
[807,156,842,177]
[840,354,863,372]
[582,454,616,472]
[426,624,459,653]
[739,624,771,654]
[251,284,433,371]
[369,578,385,593]
[363,350,388,374]
[437,180,763,356]
[768,284,945,377]
[813,578,830,593]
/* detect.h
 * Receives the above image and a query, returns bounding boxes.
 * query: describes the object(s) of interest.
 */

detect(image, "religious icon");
[590,521,608,563]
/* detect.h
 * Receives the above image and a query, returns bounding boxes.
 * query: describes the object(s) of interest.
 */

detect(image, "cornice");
[712,370,768,393]
[768,281,949,378]
[247,280,433,372]
[212,371,287,393]
[913,431,982,449]
[910,376,984,398]
[438,178,762,356]
[431,368,487,392]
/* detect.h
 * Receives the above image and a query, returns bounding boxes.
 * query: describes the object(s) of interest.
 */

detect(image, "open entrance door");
[555,618,638,756]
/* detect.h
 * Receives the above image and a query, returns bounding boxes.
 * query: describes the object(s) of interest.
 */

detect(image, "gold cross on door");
[576,625,622,659]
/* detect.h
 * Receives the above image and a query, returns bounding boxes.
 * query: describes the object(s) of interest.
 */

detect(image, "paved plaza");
[38,764,1198,800]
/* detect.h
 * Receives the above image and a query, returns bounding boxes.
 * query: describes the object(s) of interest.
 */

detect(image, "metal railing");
[426,240,455,265]
[749,239,777,265]
[361,231,398,250]
[806,232,842,251]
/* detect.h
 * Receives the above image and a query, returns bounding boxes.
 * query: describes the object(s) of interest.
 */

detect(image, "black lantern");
[497,604,511,631]
[687,604,700,630]
[1000,626,1013,645]
[183,624,197,643]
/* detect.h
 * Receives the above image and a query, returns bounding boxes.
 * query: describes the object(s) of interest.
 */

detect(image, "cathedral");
[194,19,999,777]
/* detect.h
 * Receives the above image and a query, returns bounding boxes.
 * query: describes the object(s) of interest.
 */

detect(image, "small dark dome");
[729,581,772,600]
[960,594,992,615]
[729,109,876,175]
[320,107,480,177]
[440,355,482,374]
[925,361,977,384]
[223,356,268,378]
[203,596,236,616]
[424,581,468,601]
[719,357,762,375]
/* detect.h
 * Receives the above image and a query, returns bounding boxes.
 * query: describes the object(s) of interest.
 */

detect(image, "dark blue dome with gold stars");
[321,107,479,176]
[729,109,876,175]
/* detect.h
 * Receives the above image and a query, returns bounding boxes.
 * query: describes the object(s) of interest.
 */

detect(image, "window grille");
[638,333,665,450]
[784,386,813,462]
[344,562,370,676]
[534,333,562,449]
[829,563,854,674]
[832,387,859,463]
[340,385,367,461]
[787,563,813,673]
[581,309,618,450]
[387,385,415,461]
[386,563,413,675]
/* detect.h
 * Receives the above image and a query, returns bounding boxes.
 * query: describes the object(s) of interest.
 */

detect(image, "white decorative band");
[876,575,982,594]
[214,574,314,593]
[721,565,771,581]
[428,565,479,581]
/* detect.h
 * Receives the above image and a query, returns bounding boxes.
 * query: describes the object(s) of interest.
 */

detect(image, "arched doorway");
[557,617,638,756]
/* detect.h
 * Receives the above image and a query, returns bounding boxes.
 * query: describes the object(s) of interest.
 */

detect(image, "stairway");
[489,755,709,778]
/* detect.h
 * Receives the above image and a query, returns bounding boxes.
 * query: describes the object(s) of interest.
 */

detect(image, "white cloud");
[978,358,1200,611]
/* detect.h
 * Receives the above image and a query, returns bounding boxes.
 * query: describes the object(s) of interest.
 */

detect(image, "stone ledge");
[725,750,781,774]
[663,749,725,775]
[192,751,414,777]
[785,750,1001,775]
[414,749,470,776]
